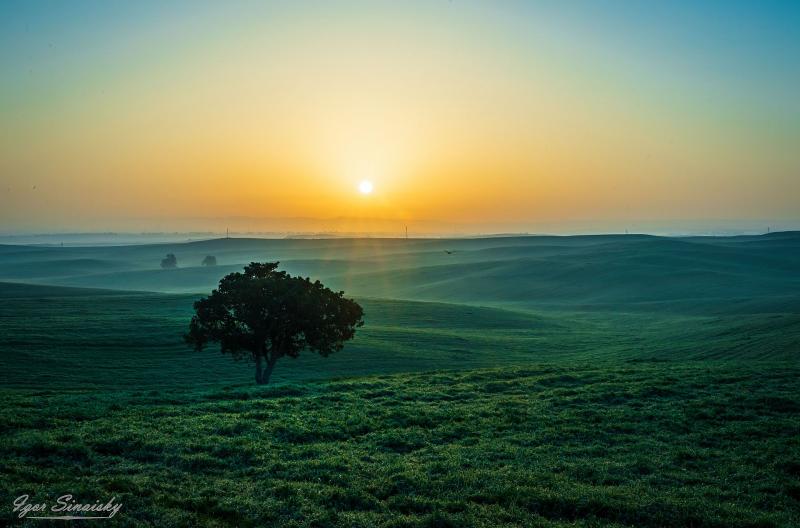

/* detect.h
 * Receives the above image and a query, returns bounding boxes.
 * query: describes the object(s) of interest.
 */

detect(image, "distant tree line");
[160,254,178,269]
[160,254,218,268]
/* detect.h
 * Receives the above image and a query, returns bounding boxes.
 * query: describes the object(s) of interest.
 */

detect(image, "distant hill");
[0,281,143,298]
[0,233,797,312]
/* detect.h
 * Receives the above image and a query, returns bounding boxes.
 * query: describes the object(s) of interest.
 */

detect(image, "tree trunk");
[261,356,278,385]
[255,355,265,385]
[255,354,278,385]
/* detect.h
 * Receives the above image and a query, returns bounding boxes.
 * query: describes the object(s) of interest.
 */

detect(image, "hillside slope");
[1,282,797,390]
[1,234,797,312]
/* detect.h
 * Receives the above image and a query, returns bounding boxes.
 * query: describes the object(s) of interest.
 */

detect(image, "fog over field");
[1,233,797,389]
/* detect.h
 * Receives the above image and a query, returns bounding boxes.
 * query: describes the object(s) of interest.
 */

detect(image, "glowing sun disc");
[358,180,374,194]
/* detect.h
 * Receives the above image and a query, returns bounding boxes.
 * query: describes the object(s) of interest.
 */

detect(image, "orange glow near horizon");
[1,2,798,234]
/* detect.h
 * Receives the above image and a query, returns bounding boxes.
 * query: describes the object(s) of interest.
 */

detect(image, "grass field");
[1,233,798,526]
[2,364,798,527]
[1,284,797,390]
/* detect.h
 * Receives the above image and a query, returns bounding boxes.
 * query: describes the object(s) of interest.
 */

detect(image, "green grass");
[1,285,797,390]
[1,363,798,527]
[1,234,798,526]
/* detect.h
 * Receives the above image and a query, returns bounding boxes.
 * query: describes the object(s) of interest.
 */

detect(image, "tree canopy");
[160,253,178,269]
[185,262,364,384]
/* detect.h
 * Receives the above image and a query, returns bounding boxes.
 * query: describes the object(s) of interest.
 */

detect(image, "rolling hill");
[0,233,798,314]
[1,234,799,526]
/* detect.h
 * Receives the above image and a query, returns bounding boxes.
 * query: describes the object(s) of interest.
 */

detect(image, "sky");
[1,0,798,235]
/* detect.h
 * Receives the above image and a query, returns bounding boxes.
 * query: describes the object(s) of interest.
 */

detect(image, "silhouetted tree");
[185,262,364,384]
[161,253,178,269]
[201,255,217,266]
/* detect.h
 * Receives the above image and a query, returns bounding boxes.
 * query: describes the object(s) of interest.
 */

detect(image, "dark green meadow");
[2,364,799,527]
[2,285,797,390]
[1,233,799,526]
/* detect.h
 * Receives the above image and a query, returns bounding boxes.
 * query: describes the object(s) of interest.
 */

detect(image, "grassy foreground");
[2,363,799,527]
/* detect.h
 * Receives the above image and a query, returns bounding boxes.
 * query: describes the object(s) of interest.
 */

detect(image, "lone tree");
[185,262,364,384]
[201,255,217,266]
[161,253,178,269]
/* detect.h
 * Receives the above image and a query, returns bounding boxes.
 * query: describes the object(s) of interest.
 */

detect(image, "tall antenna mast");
[405,225,408,239]
[226,227,229,239]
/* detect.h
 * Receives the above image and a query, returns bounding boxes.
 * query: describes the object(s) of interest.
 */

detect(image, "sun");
[358,180,374,195]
